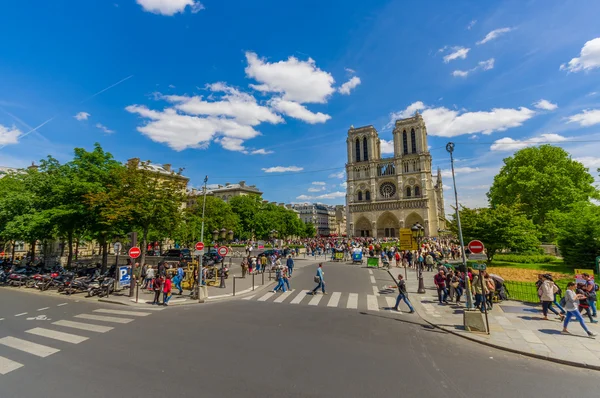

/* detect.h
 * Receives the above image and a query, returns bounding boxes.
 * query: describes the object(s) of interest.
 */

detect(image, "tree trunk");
[60,239,65,257]
[67,231,74,268]
[11,240,16,263]
[30,240,36,265]
[74,238,79,261]
[100,237,108,273]
[139,227,148,270]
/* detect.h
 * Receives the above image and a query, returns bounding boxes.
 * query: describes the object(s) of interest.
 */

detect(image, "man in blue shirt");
[286,255,294,278]
[310,263,327,295]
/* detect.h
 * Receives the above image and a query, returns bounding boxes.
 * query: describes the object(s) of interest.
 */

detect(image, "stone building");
[188,181,262,206]
[345,113,445,238]
[292,203,330,236]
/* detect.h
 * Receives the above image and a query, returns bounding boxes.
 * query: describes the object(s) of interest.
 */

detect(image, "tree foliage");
[487,145,598,237]
[452,205,540,263]
[553,202,600,268]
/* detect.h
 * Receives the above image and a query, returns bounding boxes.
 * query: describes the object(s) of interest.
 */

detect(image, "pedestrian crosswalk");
[244,289,407,313]
[0,306,160,377]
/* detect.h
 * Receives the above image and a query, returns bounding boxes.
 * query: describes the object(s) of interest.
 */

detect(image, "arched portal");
[376,212,401,238]
[404,212,425,234]
[354,216,371,237]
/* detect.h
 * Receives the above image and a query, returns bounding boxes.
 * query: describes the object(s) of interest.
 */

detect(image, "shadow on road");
[358,311,445,334]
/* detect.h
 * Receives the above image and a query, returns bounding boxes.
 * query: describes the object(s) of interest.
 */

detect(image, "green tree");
[554,202,600,268]
[303,222,316,238]
[229,195,262,239]
[488,145,598,239]
[453,205,540,263]
[188,196,239,245]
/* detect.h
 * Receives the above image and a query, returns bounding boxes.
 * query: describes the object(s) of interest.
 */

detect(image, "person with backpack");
[310,263,326,295]
[151,275,163,305]
[392,274,414,313]
[576,283,597,324]
[538,274,564,321]
[583,274,597,318]
[272,265,287,293]
[562,282,597,337]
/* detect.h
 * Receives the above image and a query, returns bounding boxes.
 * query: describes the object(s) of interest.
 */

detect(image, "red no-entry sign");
[217,246,229,257]
[468,240,485,254]
[128,247,141,258]
[195,242,205,251]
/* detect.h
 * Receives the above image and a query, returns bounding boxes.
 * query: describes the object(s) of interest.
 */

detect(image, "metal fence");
[504,280,569,303]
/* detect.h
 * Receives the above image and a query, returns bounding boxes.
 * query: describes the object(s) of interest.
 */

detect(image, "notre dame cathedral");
[345,112,446,238]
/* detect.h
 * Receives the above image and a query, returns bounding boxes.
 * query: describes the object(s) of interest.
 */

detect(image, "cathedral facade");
[345,113,445,238]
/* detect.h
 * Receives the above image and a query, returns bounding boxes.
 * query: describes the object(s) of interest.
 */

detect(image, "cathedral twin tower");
[345,112,445,238]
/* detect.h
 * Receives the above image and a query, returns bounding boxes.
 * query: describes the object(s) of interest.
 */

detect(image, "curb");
[417,312,600,372]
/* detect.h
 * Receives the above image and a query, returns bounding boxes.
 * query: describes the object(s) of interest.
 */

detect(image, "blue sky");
[1,0,600,210]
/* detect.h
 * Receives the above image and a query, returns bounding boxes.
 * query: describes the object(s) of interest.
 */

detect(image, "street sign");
[118,266,131,287]
[195,242,205,251]
[468,240,484,254]
[468,253,487,261]
[399,228,417,250]
[128,247,141,258]
[473,263,487,271]
[217,246,229,256]
[113,242,122,254]
[0,251,4,257]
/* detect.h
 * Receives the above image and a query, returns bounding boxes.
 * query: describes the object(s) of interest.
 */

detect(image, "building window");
[365,190,371,200]
[406,186,412,197]
[363,137,369,161]
[404,162,409,173]
[390,228,395,237]
[402,130,408,154]
[415,185,420,196]
[411,128,417,153]
[355,138,361,162]
[385,228,389,237]
[357,191,363,201]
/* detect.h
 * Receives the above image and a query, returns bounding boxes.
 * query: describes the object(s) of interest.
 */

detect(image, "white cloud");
[387,101,535,137]
[0,124,21,146]
[533,99,558,111]
[296,191,345,200]
[452,58,494,78]
[588,91,598,97]
[262,166,303,173]
[245,52,335,104]
[268,98,330,124]
[560,37,600,73]
[95,123,114,134]
[250,148,273,155]
[441,167,481,177]
[386,101,426,127]
[338,76,361,95]
[490,133,567,152]
[74,112,90,121]
[329,171,345,179]
[308,186,325,192]
[340,181,348,188]
[217,137,247,153]
[442,184,451,190]
[168,84,176,88]
[312,181,326,185]
[443,47,470,63]
[163,84,284,126]
[575,156,600,169]
[566,109,600,127]
[380,139,394,154]
[345,68,356,74]
[136,0,204,16]
[467,20,477,30]
[476,27,513,45]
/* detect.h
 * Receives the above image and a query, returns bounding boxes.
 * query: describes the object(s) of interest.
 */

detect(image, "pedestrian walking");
[434,270,449,304]
[175,264,184,295]
[425,253,434,272]
[576,283,597,324]
[163,275,172,306]
[272,265,287,293]
[392,274,414,313]
[286,255,294,277]
[562,282,597,337]
[310,263,326,295]
[141,263,148,287]
[538,274,564,321]
[282,265,291,291]
[583,273,597,317]
[145,266,155,290]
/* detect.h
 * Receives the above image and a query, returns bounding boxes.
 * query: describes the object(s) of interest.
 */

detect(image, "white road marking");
[290,290,309,304]
[93,309,151,317]
[0,318,5,321]
[0,336,59,357]
[26,327,88,344]
[368,269,373,275]
[369,275,376,284]
[242,295,256,300]
[74,314,133,324]
[347,293,358,309]
[367,295,379,311]
[327,292,342,307]
[57,303,68,307]
[385,297,397,310]
[14,313,27,317]
[308,294,323,306]
[0,356,23,375]
[372,285,380,296]
[37,307,50,311]
[52,320,113,333]
[274,291,292,303]
[258,292,275,302]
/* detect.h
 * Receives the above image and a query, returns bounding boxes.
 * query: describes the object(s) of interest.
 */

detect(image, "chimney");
[239,180,246,187]
[225,182,231,186]
[163,164,171,172]
[28,161,39,171]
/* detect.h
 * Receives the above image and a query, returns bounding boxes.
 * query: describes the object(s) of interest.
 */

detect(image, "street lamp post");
[411,223,426,294]
[446,142,473,309]
[198,176,208,303]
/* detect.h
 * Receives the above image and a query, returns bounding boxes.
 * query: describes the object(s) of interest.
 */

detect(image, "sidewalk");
[398,269,600,370]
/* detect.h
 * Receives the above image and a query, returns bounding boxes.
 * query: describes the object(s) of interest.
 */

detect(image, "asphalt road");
[0,263,598,398]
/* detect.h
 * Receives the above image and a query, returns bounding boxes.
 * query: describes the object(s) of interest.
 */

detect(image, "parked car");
[202,252,223,266]
[257,249,282,259]
[162,248,192,261]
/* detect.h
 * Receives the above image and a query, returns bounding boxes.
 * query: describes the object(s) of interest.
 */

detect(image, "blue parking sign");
[118,266,131,287]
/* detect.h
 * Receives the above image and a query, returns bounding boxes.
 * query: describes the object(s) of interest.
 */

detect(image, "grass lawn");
[489,259,574,275]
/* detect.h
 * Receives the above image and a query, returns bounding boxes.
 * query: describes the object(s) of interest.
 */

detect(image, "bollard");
[252,272,255,291]
[262,271,264,285]
[233,276,236,296]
